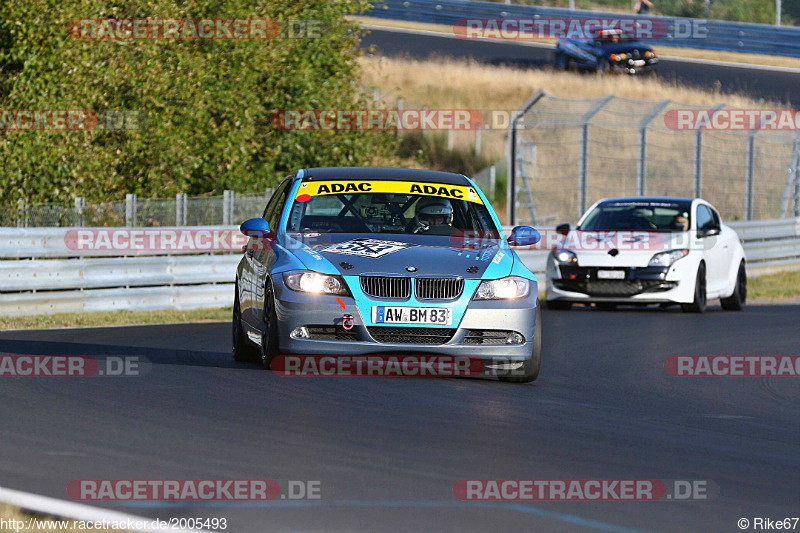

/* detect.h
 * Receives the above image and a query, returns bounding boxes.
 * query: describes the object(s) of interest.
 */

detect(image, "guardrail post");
[223,190,233,225]
[74,197,85,227]
[578,95,614,218]
[125,194,137,227]
[637,100,671,197]
[746,131,757,220]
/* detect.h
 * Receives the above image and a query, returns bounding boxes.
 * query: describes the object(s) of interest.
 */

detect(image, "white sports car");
[545,197,746,313]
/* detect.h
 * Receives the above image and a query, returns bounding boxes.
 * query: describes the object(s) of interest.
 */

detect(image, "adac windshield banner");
[295,180,484,205]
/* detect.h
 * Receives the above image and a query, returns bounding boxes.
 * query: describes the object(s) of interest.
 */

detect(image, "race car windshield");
[580,202,692,232]
[287,190,500,238]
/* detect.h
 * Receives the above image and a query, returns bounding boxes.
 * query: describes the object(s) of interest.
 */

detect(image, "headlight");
[553,249,578,265]
[283,271,349,295]
[473,276,531,300]
[648,249,689,267]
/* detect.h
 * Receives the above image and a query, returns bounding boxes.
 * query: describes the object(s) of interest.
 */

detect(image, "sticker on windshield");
[321,238,416,258]
[296,180,484,204]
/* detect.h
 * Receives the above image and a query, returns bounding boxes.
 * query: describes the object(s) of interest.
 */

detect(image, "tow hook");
[342,314,354,330]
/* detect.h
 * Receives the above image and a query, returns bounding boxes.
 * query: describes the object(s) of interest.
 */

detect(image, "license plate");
[372,306,452,325]
[633,60,646,66]
[597,270,625,280]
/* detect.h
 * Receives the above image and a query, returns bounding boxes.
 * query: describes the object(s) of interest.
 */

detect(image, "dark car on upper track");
[554,28,658,74]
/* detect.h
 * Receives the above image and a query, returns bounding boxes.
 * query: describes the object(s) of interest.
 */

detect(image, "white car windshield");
[580,200,692,232]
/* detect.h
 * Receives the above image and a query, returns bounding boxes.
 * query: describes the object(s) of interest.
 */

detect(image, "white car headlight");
[648,249,689,267]
[553,249,578,265]
[473,276,531,300]
[283,271,349,295]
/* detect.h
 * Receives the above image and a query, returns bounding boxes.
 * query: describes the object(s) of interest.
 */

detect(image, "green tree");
[0,0,394,204]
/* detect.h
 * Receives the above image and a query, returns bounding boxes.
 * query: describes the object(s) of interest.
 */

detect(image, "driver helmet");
[413,197,453,231]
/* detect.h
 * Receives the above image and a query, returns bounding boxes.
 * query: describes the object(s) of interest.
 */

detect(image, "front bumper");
[612,57,658,74]
[546,260,697,304]
[268,280,539,361]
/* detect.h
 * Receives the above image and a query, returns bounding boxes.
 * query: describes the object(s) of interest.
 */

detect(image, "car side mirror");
[698,225,720,238]
[508,226,541,246]
[556,223,570,236]
[240,218,273,238]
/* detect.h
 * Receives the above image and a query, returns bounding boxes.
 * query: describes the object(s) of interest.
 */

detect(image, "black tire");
[681,263,707,313]
[499,305,542,384]
[260,282,280,370]
[720,262,747,311]
[232,288,258,363]
[597,58,610,73]
[554,51,569,70]
[596,302,616,311]
[545,299,572,310]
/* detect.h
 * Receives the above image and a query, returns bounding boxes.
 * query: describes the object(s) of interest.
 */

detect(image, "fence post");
[447,127,453,151]
[176,193,188,226]
[489,164,496,201]
[223,190,233,225]
[125,194,137,227]
[794,137,800,217]
[475,126,482,157]
[746,131,757,220]
[695,104,726,199]
[637,100,671,197]
[507,90,546,226]
[74,197,85,227]
[396,98,404,138]
[578,95,614,218]
[16,199,27,228]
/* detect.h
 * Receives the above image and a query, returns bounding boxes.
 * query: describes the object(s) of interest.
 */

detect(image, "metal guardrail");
[0,219,798,316]
[369,0,800,58]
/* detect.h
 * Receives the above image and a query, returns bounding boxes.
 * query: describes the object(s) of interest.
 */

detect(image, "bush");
[0,0,395,205]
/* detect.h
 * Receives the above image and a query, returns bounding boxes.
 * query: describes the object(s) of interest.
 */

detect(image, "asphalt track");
[1,304,799,532]
[361,27,800,105]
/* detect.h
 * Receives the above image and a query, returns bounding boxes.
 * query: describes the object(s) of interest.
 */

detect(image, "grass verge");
[749,269,800,299]
[352,15,800,70]
[0,307,231,331]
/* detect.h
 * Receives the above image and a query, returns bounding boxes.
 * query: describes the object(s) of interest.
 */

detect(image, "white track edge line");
[0,486,203,532]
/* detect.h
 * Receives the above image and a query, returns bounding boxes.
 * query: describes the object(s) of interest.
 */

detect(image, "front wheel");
[499,305,542,384]
[554,51,569,70]
[260,283,280,369]
[232,289,258,363]
[720,262,747,311]
[681,263,707,313]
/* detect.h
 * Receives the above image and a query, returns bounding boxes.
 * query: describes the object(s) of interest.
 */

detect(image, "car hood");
[563,230,691,267]
[286,233,513,278]
[593,41,653,53]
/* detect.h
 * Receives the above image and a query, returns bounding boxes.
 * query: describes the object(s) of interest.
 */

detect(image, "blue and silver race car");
[554,28,658,74]
[232,167,543,382]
